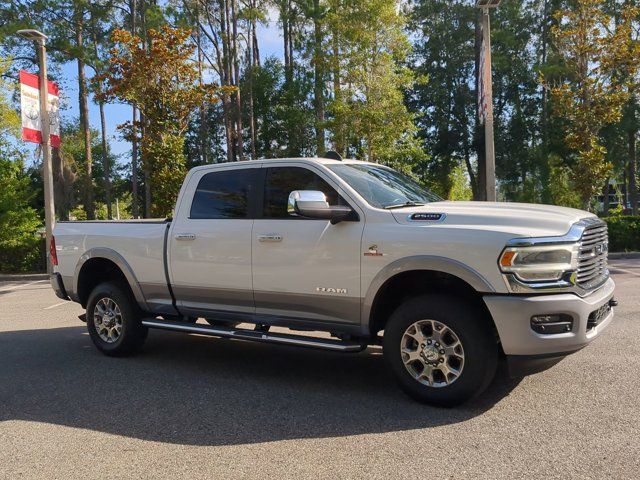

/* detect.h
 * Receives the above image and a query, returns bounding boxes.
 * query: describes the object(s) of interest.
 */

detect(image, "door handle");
[175,233,196,241]
[257,234,283,243]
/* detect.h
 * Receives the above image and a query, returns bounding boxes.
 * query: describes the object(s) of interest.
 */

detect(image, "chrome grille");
[576,221,609,290]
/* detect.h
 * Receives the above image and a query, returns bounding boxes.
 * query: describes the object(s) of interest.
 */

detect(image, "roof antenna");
[324,150,343,161]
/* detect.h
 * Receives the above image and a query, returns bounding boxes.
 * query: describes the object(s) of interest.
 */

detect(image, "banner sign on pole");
[19,70,61,147]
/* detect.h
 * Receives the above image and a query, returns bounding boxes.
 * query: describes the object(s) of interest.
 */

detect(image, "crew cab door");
[252,164,364,326]
[168,166,259,317]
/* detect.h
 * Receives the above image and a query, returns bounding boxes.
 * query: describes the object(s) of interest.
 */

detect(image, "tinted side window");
[263,167,345,219]
[190,169,256,219]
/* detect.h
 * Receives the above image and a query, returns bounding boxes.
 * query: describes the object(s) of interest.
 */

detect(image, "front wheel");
[86,282,148,357]
[384,294,497,407]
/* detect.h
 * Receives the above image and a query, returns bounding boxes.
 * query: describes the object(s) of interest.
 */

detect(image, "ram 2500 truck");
[50,157,616,406]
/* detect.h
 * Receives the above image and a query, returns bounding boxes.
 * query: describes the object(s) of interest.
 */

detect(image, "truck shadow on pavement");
[0,325,521,446]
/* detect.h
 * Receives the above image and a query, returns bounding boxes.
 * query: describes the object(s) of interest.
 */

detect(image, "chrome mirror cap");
[288,190,328,215]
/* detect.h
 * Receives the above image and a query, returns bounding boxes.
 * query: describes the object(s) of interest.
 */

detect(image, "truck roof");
[189,157,373,174]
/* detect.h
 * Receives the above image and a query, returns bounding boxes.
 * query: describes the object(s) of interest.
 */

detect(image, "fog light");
[531,314,573,334]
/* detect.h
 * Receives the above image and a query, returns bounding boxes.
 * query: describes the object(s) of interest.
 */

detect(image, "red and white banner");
[20,70,61,148]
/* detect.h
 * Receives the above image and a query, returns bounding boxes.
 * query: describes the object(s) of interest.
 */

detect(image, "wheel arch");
[74,248,147,310]
[364,256,498,338]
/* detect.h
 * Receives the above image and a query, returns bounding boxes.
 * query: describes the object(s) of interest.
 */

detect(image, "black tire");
[383,294,497,407]
[86,281,148,357]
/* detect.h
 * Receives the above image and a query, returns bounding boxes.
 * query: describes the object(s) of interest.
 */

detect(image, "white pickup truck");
[50,156,616,406]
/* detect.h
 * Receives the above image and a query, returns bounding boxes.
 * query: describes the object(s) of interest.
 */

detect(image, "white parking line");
[0,280,47,293]
[44,301,69,310]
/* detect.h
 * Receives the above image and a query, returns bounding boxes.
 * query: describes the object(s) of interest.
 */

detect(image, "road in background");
[1,260,639,479]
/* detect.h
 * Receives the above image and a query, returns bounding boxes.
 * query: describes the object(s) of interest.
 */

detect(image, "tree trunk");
[92,25,112,219]
[248,5,257,160]
[332,40,344,154]
[219,0,234,162]
[196,19,208,165]
[130,0,139,217]
[52,148,71,221]
[603,178,610,216]
[541,0,549,147]
[253,15,260,67]
[463,138,478,200]
[231,0,243,160]
[140,0,151,216]
[283,2,293,87]
[629,128,638,215]
[75,6,94,219]
[313,0,325,156]
[131,106,140,217]
[144,169,152,216]
[99,101,112,219]
[474,8,486,201]
[141,118,151,217]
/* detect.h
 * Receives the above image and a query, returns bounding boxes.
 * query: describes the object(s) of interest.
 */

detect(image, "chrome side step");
[141,318,367,353]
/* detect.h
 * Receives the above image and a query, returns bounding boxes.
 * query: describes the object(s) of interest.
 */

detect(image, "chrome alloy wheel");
[400,319,465,388]
[93,297,123,344]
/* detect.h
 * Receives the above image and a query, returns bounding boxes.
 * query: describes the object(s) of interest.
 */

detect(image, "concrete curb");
[0,273,48,281]
[609,252,640,260]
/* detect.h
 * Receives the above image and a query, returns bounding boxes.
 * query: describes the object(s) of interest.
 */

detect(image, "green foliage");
[447,164,473,201]
[542,0,640,207]
[547,155,583,209]
[58,121,117,214]
[2,0,639,221]
[0,156,43,273]
[408,0,477,196]
[0,61,43,272]
[72,196,134,221]
[142,133,186,217]
[99,26,224,217]
[604,216,640,252]
[325,0,421,166]
[245,58,316,158]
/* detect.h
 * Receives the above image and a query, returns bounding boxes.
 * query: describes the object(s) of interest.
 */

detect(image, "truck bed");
[54,220,173,313]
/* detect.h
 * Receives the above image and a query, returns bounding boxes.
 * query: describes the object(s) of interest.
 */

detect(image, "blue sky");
[43,13,283,166]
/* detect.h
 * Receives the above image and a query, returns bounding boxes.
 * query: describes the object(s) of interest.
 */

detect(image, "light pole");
[17,29,56,273]
[476,0,501,202]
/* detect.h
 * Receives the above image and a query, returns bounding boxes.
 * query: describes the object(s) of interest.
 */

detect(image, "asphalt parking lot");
[1,260,639,479]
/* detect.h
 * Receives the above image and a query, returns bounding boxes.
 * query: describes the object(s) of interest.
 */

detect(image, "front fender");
[361,255,496,328]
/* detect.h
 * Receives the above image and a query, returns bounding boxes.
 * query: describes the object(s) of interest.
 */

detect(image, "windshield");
[327,164,442,209]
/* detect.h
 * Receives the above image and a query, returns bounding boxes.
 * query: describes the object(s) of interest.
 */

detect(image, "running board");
[141,318,367,353]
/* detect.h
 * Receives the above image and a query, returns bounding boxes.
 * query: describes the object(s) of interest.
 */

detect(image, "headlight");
[498,244,579,282]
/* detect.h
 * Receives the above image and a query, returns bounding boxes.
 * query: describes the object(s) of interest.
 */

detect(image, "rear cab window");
[190,168,258,219]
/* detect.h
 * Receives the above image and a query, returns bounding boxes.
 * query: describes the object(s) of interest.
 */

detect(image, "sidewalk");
[0,273,49,282]
[609,252,640,260]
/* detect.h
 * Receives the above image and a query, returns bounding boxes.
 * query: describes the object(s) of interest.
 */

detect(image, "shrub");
[603,216,640,252]
[0,157,45,273]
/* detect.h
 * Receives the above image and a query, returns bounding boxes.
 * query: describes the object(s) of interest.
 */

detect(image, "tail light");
[50,235,58,266]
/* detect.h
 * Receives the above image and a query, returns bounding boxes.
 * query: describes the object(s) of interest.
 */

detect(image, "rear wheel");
[86,282,148,357]
[383,294,497,407]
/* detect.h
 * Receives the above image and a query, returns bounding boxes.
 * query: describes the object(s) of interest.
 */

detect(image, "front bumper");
[483,277,615,356]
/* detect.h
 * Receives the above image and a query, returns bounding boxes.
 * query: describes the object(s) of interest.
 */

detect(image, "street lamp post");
[17,29,56,273]
[476,0,501,202]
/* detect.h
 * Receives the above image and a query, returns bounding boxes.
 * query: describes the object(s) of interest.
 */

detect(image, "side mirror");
[288,190,355,224]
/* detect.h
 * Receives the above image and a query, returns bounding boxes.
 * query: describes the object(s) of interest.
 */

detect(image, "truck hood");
[391,201,594,239]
